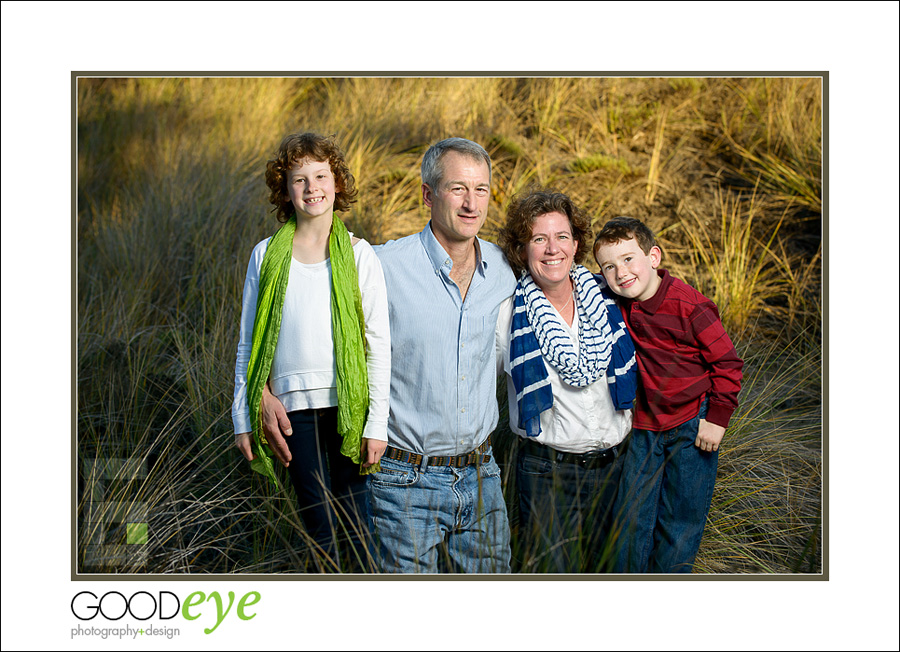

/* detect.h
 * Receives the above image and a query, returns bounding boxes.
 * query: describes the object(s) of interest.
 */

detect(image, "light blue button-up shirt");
[375,222,516,456]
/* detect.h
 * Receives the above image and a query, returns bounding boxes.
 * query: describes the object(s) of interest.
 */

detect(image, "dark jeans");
[284,408,368,572]
[612,400,717,573]
[516,437,628,573]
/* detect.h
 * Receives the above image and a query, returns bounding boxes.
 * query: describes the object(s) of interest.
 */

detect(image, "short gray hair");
[421,137,492,190]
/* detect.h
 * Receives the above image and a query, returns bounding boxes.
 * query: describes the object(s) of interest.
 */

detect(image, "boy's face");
[594,237,662,302]
[285,158,336,221]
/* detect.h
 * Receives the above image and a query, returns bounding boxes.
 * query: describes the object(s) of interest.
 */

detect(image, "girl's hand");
[235,432,255,461]
[361,438,387,467]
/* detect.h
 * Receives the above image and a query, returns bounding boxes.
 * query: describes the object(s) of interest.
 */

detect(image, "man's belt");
[383,436,492,468]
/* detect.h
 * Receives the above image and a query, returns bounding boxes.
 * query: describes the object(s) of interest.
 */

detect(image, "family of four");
[232,133,743,574]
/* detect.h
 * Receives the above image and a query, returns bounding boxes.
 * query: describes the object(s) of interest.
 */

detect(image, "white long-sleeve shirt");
[232,236,391,441]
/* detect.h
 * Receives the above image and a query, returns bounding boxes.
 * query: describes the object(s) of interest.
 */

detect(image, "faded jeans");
[366,452,511,573]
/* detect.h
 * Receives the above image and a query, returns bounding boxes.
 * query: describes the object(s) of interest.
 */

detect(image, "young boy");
[593,217,743,573]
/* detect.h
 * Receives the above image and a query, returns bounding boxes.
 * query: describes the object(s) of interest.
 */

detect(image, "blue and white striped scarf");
[509,265,637,437]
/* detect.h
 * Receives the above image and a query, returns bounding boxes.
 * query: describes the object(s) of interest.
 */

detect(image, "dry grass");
[76,76,822,574]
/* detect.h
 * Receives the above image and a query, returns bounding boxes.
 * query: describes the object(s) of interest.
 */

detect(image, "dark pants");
[284,408,368,572]
[516,437,628,573]
[612,400,717,573]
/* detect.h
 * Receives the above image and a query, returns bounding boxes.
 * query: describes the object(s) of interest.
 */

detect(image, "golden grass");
[77,76,822,574]
[677,186,790,335]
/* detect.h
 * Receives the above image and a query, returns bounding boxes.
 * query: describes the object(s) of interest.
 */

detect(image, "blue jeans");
[516,439,628,573]
[612,400,717,573]
[366,452,511,573]
[284,408,369,572]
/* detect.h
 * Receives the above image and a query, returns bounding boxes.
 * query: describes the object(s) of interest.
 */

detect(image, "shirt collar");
[419,221,488,276]
[630,268,672,314]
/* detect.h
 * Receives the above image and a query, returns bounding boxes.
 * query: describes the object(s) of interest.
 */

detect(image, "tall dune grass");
[77,76,822,574]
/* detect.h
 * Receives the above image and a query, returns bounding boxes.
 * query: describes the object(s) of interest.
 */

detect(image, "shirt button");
[461,375,466,381]
[461,408,466,413]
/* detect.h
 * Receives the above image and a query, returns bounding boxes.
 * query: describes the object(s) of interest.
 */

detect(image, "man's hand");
[695,419,725,453]
[261,384,292,466]
[235,432,255,461]
[361,438,387,468]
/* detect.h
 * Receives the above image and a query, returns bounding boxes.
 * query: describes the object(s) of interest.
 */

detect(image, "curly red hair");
[265,132,358,223]
[498,188,592,276]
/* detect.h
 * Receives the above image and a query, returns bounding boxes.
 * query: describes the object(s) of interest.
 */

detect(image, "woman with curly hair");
[496,188,637,573]
[232,132,390,571]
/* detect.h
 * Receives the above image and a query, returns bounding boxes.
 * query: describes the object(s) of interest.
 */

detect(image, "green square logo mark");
[126,522,148,545]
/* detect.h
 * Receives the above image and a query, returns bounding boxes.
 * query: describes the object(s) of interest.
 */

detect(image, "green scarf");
[245,214,375,487]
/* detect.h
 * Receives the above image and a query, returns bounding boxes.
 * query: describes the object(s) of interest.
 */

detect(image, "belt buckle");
[577,450,597,466]
[581,447,610,467]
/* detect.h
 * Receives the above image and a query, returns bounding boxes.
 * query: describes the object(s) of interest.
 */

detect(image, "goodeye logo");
[71,590,261,636]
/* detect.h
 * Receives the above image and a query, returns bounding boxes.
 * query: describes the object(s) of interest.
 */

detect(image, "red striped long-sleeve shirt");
[620,269,743,431]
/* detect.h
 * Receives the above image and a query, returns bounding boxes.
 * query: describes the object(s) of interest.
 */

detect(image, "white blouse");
[495,295,632,453]
[232,236,391,441]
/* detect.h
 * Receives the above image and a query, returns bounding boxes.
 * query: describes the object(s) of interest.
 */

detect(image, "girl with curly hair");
[232,132,390,571]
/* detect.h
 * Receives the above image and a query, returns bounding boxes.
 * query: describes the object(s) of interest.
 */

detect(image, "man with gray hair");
[367,137,516,572]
